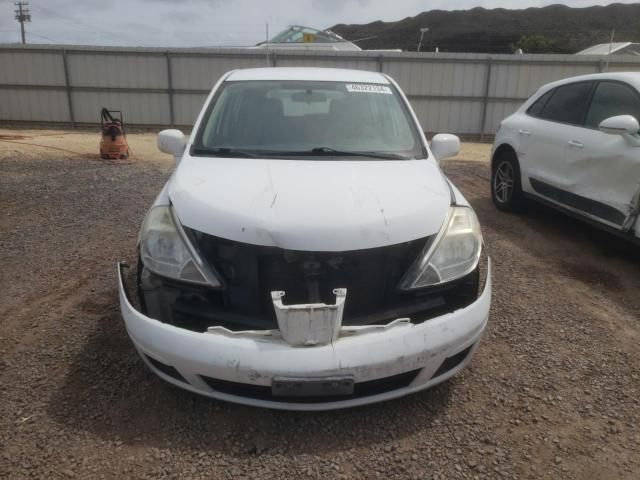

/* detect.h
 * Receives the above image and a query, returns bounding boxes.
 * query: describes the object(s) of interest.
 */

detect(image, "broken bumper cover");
[117,260,491,411]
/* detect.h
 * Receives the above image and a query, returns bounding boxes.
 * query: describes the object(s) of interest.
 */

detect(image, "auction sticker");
[346,84,393,94]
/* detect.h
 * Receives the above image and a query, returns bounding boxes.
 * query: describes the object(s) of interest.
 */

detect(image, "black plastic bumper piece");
[199,369,422,404]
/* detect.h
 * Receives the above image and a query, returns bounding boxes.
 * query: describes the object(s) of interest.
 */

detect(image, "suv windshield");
[193,80,425,160]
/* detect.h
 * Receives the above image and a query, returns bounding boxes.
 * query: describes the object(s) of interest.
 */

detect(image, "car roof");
[541,72,640,92]
[226,67,390,84]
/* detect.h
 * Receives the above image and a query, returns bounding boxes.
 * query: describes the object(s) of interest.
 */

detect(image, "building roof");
[252,25,361,52]
[576,42,640,55]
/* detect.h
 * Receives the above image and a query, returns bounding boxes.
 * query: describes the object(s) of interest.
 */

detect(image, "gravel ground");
[1,129,639,479]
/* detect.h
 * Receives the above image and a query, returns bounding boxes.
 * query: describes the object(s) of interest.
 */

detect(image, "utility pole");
[14,2,31,45]
[417,27,429,52]
[605,29,615,72]
[266,23,270,66]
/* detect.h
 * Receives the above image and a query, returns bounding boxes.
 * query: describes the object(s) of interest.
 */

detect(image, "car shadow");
[467,190,640,319]
[478,195,640,263]
[47,291,456,457]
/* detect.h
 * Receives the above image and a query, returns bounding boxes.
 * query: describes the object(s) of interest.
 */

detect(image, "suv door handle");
[518,129,531,136]
[568,140,584,149]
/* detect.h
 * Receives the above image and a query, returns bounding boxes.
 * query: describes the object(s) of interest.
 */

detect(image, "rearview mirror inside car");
[430,134,461,162]
[157,129,186,160]
[598,115,640,136]
[291,91,328,103]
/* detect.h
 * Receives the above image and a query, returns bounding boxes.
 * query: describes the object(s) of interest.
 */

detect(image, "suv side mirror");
[157,129,186,160]
[430,134,460,162]
[599,115,640,136]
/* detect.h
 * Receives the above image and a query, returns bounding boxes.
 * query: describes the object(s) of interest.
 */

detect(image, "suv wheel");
[491,151,524,212]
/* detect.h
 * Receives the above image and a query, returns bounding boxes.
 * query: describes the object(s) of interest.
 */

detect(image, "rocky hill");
[331,3,640,54]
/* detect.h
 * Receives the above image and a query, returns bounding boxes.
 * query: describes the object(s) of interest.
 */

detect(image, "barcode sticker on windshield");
[346,84,393,94]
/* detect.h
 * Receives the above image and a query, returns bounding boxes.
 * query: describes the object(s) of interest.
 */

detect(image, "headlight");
[139,206,221,287]
[400,206,482,289]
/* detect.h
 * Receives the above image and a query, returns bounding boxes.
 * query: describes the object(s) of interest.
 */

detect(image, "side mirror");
[598,115,640,136]
[430,134,460,162]
[157,129,186,160]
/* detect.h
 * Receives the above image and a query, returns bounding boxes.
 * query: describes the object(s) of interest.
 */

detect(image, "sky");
[0,0,638,47]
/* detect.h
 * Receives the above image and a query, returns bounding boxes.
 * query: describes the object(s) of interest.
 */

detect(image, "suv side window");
[539,82,594,125]
[585,81,640,128]
[526,89,554,117]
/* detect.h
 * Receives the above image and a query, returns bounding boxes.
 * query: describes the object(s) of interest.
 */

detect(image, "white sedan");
[491,72,640,242]
[117,67,491,410]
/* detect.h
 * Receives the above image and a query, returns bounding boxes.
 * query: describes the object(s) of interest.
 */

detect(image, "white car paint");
[225,67,391,84]
[118,262,491,411]
[119,67,490,410]
[174,68,452,251]
[169,155,451,251]
[493,72,640,240]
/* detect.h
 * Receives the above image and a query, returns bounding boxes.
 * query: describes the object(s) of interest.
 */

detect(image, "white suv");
[117,67,491,410]
[491,72,640,242]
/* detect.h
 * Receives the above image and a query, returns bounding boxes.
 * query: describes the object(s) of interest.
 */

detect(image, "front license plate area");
[272,376,354,397]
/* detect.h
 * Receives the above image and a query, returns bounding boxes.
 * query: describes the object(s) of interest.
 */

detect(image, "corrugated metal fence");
[2,44,640,136]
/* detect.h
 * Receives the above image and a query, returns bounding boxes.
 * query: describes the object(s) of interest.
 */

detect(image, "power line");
[28,3,122,43]
[14,1,30,44]
[22,4,280,45]
[28,32,60,43]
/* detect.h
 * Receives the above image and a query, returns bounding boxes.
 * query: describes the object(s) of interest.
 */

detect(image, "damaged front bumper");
[117,260,491,411]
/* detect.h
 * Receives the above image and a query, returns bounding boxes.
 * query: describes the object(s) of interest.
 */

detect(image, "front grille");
[138,232,481,332]
[200,369,422,403]
[188,229,428,324]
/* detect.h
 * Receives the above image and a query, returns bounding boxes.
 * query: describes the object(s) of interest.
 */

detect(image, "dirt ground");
[1,129,639,479]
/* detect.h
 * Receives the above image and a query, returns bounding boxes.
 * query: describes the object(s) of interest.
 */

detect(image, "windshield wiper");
[192,147,258,158]
[192,146,409,160]
[273,147,408,160]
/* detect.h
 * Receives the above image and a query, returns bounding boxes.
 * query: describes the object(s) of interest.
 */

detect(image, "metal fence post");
[479,57,493,142]
[61,49,75,128]
[166,51,175,127]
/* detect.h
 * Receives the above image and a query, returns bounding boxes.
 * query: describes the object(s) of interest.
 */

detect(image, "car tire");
[491,150,524,212]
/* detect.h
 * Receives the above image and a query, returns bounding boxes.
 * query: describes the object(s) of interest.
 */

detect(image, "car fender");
[491,139,519,165]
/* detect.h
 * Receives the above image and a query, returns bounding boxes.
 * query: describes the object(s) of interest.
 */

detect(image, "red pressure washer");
[99,107,130,160]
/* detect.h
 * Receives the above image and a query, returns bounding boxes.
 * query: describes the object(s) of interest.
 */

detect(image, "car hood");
[169,154,451,251]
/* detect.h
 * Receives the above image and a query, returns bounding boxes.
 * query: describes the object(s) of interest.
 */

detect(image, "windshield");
[193,80,426,160]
